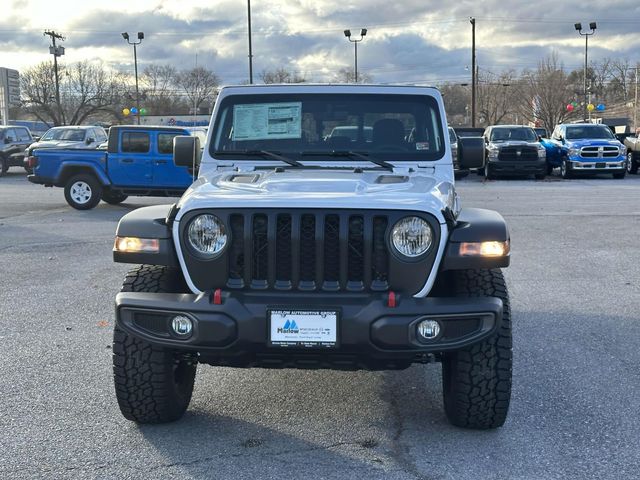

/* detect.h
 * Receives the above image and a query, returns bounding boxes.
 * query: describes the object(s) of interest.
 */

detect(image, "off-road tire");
[113,265,196,424]
[64,174,103,210]
[626,152,638,174]
[102,190,129,205]
[441,269,512,429]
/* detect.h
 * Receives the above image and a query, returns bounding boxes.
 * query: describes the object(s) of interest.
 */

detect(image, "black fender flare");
[441,208,510,270]
[113,204,179,267]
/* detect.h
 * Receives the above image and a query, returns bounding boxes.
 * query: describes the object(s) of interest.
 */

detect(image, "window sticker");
[232,102,302,141]
[416,142,430,150]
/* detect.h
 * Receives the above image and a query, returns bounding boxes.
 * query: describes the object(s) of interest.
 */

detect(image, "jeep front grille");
[226,212,389,292]
[180,209,438,295]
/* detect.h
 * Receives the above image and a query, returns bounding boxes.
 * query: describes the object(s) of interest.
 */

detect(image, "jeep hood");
[175,169,456,224]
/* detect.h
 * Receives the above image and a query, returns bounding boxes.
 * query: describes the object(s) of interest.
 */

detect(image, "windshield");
[41,128,86,142]
[211,93,445,162]
[490,127,537,142]
[565,126,614,140]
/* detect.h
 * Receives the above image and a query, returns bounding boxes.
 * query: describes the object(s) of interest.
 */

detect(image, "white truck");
[111,84,512,429]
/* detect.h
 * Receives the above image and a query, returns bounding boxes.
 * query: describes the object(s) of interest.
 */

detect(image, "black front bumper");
[115,291,503,370]
[487,158,546,175]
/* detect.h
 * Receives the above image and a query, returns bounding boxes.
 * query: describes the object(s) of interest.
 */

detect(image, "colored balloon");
[130,107,138,115]
[571,101,578,108]
[596,104,605,111]
[140,108,147,116]
[122,108,130,116]
[587,103,595,111]
[566,104,574,112]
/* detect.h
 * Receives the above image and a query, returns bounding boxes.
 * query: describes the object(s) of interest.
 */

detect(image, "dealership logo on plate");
[278,319,299,334]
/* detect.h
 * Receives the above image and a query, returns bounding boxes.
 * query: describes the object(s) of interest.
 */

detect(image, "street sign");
[0,67,21,107]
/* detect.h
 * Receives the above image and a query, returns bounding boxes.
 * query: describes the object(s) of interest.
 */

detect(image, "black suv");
[0,126,34,176]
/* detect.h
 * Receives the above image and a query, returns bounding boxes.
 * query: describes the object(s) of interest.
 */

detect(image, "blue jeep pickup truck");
[542,123,627,179]
[28,126,202,209]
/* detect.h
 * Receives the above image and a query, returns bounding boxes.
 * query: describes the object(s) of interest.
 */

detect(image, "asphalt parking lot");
[1,169,640,479]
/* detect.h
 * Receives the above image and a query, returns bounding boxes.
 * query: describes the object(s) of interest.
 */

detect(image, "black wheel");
[560,159,572,179]
[64,174,103,210]
[627,152,638,174]
[534,173,546,180]
[113,265,196,424]
[0,155,7,177]
[613,171,626,179]
[102,190,128,205]
[441,269,512,429]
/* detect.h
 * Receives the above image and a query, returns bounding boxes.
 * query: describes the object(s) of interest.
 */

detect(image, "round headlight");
[391,217,433,258]
[187,214,227,256]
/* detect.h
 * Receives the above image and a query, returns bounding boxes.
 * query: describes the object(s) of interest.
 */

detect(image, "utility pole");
[470,18,476,127]
[247,0,253,84]
[44,30,65,125]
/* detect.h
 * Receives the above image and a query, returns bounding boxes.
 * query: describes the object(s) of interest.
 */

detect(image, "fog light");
[417,319,441,341]
[171,315,193,336]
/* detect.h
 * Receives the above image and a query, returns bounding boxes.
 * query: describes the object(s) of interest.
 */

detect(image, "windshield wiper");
[302,150,394,171]
[213,150,303,168]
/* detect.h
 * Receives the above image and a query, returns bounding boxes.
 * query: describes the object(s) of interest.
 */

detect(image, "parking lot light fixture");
[122,31,144,125]
[344,28,367,83]
[575,22,596,121]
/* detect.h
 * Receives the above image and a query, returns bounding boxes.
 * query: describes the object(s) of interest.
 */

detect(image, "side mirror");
[458,136,485,169]
[86,137,95,144]
[173,136,202,168]
[538,135,543,141]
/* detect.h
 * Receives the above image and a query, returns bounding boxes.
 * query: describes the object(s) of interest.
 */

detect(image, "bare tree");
[261,67,306,84]
[332,67,373,84]
[140,64,183,115]
[21,60,127,126]
[476,70,519,126]
[176,67,220,114]
[518,54,576,133]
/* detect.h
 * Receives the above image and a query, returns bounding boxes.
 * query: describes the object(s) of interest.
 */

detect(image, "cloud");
[3,0,640,86]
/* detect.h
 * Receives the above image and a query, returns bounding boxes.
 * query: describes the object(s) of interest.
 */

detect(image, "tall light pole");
[247,0,253,84]
[470,17,476,127]
[575,22,596,122]
[44,30,65,125]
[344,28,367,83]
[122,31,144,125]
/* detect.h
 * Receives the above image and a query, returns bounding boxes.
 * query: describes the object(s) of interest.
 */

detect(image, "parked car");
[482,125,546,179]
[448,127,469,179]
[111,84,512,429]
[543,123,626,179]
[0,125,34,176]
[25,126,107,158]
[623,131,640,174]
[27,125,198,209]
[534,127,549,138]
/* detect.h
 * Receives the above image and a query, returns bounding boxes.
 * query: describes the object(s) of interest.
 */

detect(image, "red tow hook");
[387,291,397,308]
[211,288,223,305]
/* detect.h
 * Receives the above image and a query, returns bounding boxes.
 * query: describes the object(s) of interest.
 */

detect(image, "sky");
[2,0,640,85]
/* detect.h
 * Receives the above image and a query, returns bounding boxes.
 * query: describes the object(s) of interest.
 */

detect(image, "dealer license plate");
[268,309,338,348]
